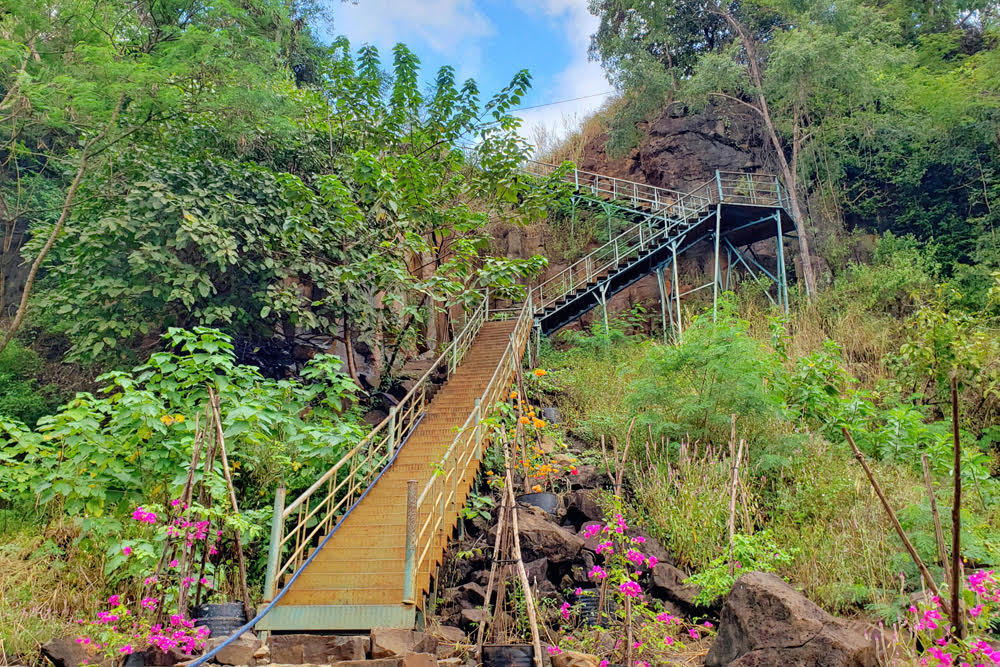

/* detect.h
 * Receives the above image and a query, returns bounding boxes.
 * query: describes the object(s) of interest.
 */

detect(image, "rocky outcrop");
[575,102,767,193]
[205,633,262,666]
[705,572,877,667]
[489,506,584,564]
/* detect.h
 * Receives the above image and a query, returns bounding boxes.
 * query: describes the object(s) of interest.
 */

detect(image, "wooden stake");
[505,480,544,667]
[843,427,949,618]
[208,387,254,622]
[950,374,964,638]
[727,439,745,577]
[921,453,950,584]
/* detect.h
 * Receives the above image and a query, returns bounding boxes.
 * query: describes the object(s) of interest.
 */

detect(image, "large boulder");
[370,628,437,659]
[205,632,262,666]
[551,651,600,667]
[41,638,110,667]
[494,507,583,564]
[563,491,603,529]
[269,634,370,663]
[650,563,704,614]
[705,572,877,667]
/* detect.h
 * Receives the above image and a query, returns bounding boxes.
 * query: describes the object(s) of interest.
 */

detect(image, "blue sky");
[327,0,614,144]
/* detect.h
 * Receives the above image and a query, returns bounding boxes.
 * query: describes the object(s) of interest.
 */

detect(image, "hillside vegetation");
[0,0,998,664]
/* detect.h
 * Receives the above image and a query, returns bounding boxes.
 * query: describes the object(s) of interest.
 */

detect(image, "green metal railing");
[262,293,491,600]
[526,167,791,314]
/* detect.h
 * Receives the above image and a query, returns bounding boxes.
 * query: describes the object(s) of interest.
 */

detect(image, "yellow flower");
[159,415,174,426]
[509,391,519,400]
[533,369,547,377]
[174,414,186,423]
[486,470,494,476]
[531,484,543,492]
[519,416,530,425]
[532,417,546,429]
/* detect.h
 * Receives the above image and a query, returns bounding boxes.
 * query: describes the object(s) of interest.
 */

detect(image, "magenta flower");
[107,594,120,606]
[688,628,701,640]
[560,602,571,620]
[122,546,132,556]
[588,565,607,579]
[547,646,561,655]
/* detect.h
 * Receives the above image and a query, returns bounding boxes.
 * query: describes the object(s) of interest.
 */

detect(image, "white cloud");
[335,0,494,68]
[511,0,612,148]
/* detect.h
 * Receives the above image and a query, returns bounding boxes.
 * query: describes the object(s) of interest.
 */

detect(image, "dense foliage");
[588,0,1000,274]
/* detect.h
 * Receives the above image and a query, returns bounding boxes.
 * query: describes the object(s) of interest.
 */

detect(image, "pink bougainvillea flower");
[704,621,714,628]
[107,595,120,606]
[560,602,571,620]
[588,565,607,579]
[547,646,561,655]
[574,587,583,596]
[120,645,133,655]
[689,628,701,640]
[582,524,601,539]
[122,546,132,556]
[169,559,179,568]
[619,580,642,598]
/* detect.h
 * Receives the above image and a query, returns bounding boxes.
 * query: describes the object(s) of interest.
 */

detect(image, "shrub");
[0,341,59,426]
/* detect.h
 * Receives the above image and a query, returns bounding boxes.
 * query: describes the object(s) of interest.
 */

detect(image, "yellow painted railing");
[405,297,534,602]
[262,293,490,599]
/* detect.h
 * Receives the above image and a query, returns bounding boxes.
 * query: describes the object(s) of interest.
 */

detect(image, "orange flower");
[509,391,519,400]
[531,484,543,492]
[533,369,547,377]
[532,417,546,429]
[519,416,530,425]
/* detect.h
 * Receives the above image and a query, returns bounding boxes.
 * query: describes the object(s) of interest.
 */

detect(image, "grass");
[0,511,106,664]
[540,297,966,618]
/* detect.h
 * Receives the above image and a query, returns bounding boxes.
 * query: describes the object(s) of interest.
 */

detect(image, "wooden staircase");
[257,317,525,631]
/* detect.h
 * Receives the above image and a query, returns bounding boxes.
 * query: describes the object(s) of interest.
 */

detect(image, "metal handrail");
[263,291,491,596]
[524,168,791,313]
[405,297,534,601]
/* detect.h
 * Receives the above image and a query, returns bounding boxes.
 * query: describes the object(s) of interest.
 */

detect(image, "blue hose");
[187,413,425,665]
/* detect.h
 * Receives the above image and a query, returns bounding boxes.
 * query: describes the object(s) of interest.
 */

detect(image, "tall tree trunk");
[0,94,125,354]
[723,11,818,299]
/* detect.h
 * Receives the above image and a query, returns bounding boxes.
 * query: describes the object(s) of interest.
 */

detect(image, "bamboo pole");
[727,439,745,577]
[950,375,964,638]
[842,427,949,618]
[921,453,950,584]
[208,387,254,622]
[505,479,544,667]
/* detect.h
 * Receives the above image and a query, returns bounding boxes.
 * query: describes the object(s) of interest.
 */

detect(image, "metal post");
[403,479,418,604]
[713,204,722,320]
[570,197,577,238]
[598,283,610,340]
[672,242,682,344]
[614,237,620,265]
[656,267,668,344]
[262,482,286,602]
[775,211,789,313]
[388,408,397,457]
[715,170,724,201]
[726,245,733,290]
[453,463,462,540]
[775,175,783,208]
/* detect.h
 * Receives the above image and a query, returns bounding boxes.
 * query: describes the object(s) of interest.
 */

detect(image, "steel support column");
[671,242,682,344]
[655,267,668,344]
[712,204,722,320]
[775,211,788,313]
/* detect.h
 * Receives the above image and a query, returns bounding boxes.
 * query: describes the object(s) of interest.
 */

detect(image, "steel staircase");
[255,163,794,634]
[257,300,533,631]
[522,161,796,334]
